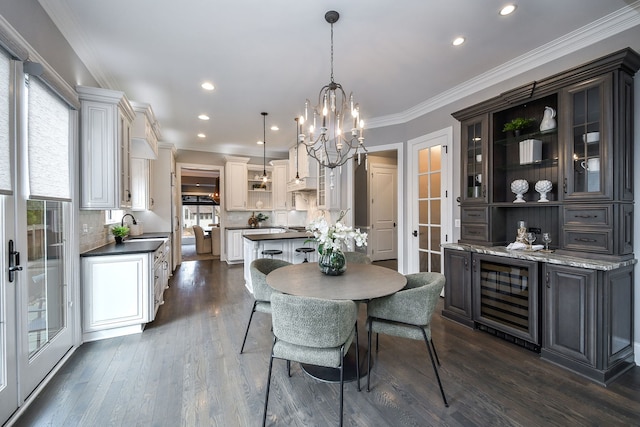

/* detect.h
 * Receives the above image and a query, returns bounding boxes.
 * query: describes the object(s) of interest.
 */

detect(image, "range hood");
[287,175,317,192]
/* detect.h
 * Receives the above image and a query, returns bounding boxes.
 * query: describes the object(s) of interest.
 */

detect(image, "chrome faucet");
[121,213,137,227]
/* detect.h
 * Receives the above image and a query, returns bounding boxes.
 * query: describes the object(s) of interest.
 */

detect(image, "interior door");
[370,163,397,261]
[409,128,452,274]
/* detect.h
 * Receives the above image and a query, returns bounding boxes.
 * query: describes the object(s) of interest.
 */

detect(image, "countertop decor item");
[535,180,552,202]
[248,213,258,228]
[510,179,529,203]
[110,225,129,244]
[256,212,269,227]
[306,209,368,275]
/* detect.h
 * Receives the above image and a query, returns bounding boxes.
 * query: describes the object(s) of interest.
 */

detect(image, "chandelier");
[298,10,367,170]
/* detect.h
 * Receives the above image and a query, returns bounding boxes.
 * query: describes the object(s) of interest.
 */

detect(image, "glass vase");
[318,248,347,276]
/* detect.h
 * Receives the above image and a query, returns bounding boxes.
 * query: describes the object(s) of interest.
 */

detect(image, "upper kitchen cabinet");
[224,156,249,211]
[78,86,136,210]
[271,159,289,210]
[130,101,161,160]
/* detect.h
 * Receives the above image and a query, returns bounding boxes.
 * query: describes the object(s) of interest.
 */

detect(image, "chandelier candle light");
[298,10,368,182]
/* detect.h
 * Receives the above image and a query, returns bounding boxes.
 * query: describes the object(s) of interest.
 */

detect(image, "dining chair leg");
[354,321,361,392]
[421,329,449,407]
[287,360,291,377]
[339,345,345,427]
[375,332,379,352]
[367,317,373,392]
[262,341,276,427]
[240,301,257,354]
[430,338,441,366]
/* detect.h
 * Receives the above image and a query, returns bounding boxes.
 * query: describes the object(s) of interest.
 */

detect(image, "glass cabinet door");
[565,76,611,199]
[461,115,488,203]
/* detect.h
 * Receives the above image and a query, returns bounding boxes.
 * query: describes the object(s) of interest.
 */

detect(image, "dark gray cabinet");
[442,249,473,327]
[542,263,635,385]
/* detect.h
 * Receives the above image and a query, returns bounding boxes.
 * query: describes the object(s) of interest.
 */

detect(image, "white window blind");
[0,50,11,194]
[27,77,71,201]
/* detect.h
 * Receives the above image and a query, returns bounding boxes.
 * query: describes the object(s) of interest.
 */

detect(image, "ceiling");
[39,1,639,158]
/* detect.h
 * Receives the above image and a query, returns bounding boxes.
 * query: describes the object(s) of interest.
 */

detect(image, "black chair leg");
[287,360,291,377]
[240,301,257,354]
[354,321,361,392]
[262,340,276,427]
[367,317,373,392]
[339,346,345,427]
[430,339,441,366]
[422,330,448,407]
[376,332,379,352]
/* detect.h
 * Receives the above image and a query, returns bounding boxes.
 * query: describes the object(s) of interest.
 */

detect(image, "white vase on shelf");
[535,180,552,202]
[510,179,529,203]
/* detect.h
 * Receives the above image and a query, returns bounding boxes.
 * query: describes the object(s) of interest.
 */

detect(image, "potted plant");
[111,225,129,244]
[502,117,535,136]
[256,212,269,227]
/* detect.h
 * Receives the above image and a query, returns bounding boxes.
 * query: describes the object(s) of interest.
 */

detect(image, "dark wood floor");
[15,259,640,426]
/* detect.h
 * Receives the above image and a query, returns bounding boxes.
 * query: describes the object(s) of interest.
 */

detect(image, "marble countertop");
[442,243,636,271]
[243,231,312,241]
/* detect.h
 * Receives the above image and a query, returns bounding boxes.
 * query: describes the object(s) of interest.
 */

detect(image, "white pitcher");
[540,106,556,131]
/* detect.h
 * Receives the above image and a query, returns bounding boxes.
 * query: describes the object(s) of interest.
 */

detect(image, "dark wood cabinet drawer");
[563,205,612,227]
[461,206,488,223]
[563,229,611,253]
[461,223,488,242]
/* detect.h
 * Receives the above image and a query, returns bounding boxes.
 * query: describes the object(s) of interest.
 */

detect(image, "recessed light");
[197,133,206,138]
[453,37,465,46]
[201,82,215,91]
[500,4,517,16]
[257,140,264,145]
[198,114,210,120]
[270,126,279,131]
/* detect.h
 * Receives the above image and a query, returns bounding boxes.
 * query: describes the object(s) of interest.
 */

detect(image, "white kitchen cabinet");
[224,156,249,210]
[247,164,273,210]
[82,253,150,341]
[130,101,160,159]
[130,157,155,211]
[317,155,341,210]
[78,86,135,210]
[270,159,289,210]
[227,228,282,264]
[82,240,169,342]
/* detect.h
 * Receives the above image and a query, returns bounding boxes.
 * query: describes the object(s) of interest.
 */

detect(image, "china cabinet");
[444,48,639,385]
[78,85,135,210]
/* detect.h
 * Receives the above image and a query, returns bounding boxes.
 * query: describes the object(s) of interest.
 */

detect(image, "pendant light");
[261,112,268,182]
[294,117,300,184]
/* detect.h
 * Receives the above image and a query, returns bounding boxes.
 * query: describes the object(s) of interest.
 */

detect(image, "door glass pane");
[417,145,443,272]
[26,200,66,357]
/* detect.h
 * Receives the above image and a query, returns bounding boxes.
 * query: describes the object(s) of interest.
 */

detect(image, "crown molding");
[39,0,119,89]
[368,2,640,129]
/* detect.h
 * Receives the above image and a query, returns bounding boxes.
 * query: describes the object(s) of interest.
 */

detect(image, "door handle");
[8,239,23,283]
[412,230,418,237]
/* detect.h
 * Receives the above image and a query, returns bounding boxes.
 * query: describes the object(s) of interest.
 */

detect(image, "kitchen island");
[242,231,317,293]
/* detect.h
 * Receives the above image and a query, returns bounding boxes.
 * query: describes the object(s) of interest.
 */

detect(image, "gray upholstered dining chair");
[263,293,360,427]
[239,258,291,354]
[366,272,448,407]
[343,251,372,264]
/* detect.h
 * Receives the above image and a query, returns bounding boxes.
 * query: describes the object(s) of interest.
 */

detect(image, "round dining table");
[266,262,406,382]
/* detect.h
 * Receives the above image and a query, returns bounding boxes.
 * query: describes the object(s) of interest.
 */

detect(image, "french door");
[0,53,73,425]
[408,128,453,274]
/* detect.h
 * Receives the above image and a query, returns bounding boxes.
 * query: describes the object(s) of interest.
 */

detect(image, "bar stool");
[295,247,315,263]
[262,249,283,258]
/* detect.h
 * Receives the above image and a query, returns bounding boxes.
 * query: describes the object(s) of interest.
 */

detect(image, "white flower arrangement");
[306,210,368,254]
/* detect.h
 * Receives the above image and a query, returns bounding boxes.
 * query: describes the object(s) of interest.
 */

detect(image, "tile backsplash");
[79,210,113,253]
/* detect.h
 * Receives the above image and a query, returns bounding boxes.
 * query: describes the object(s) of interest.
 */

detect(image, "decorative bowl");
[511,179,529,203]
[534,180,552,202]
